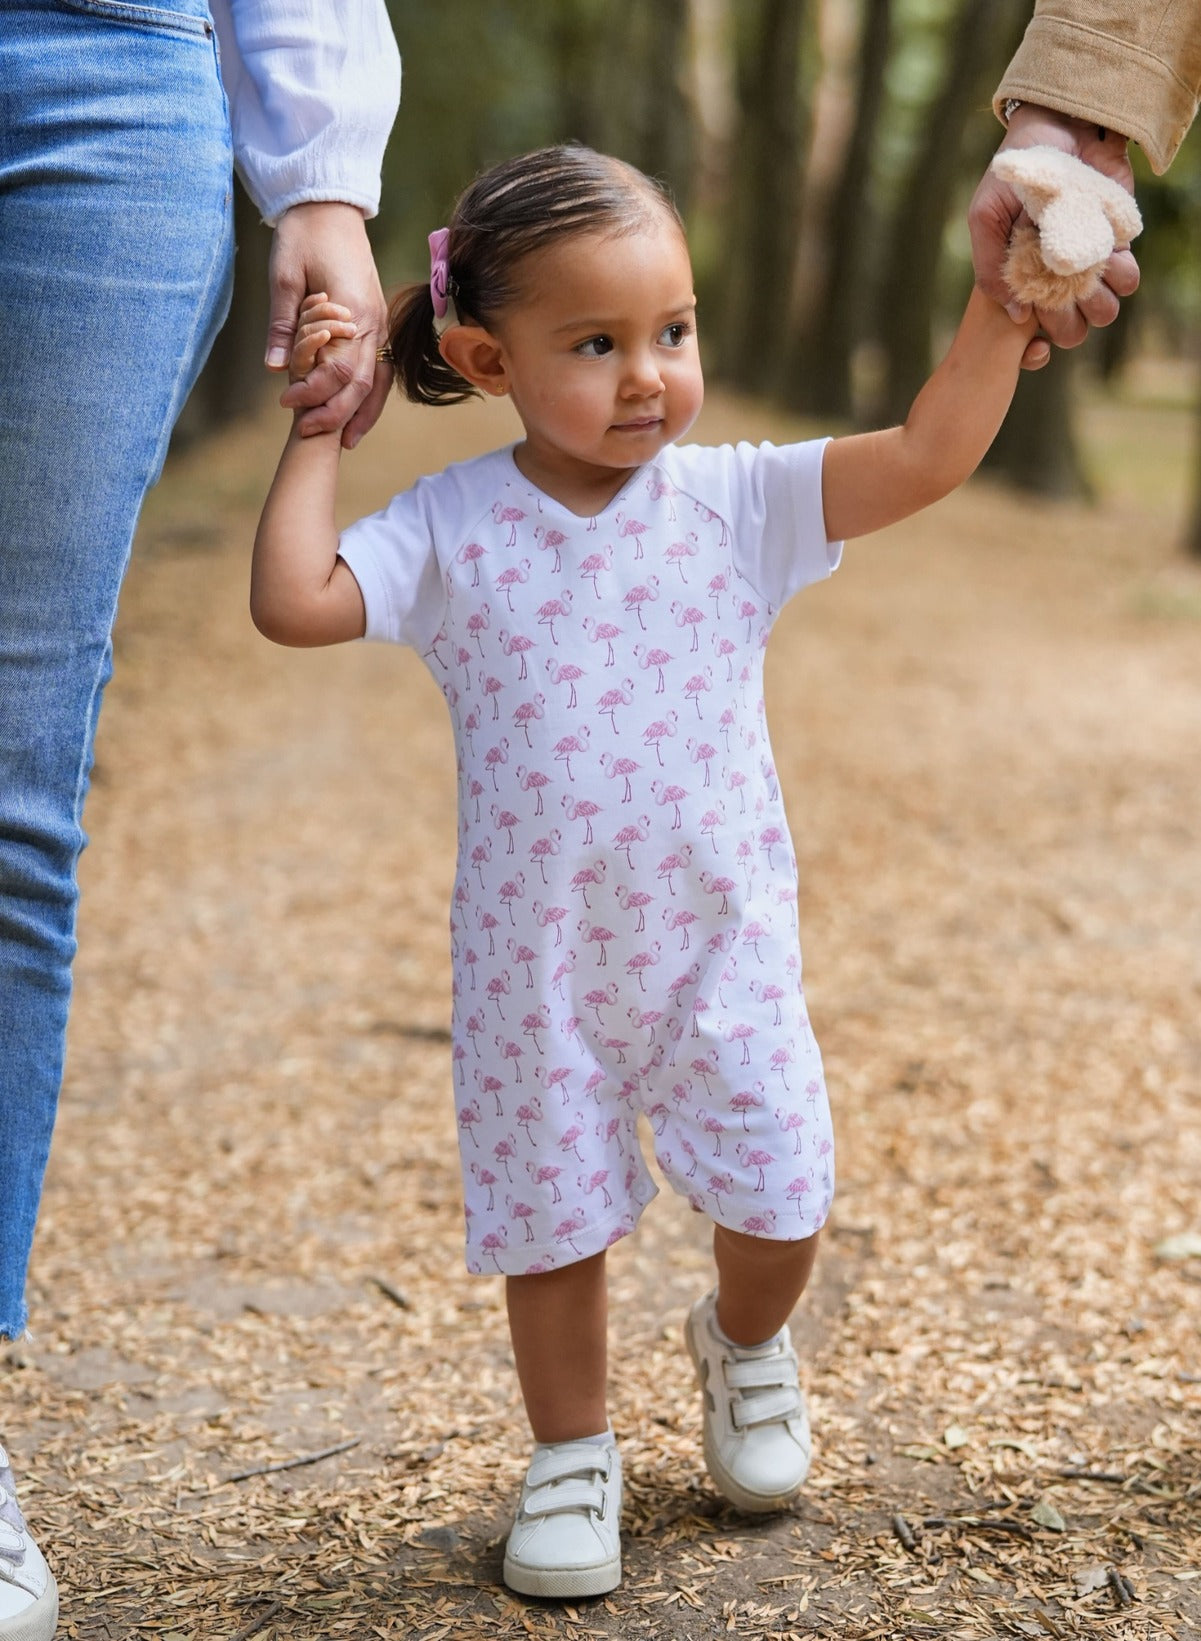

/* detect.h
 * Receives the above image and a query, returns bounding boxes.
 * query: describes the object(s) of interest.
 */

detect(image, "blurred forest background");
[184,0,1201,550]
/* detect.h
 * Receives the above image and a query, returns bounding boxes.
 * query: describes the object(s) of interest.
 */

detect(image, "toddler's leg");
[502,1252,620,1599]
[685,1228,820,1513]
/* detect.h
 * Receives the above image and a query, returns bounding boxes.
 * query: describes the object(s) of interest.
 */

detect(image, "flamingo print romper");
[338,438,842,1275]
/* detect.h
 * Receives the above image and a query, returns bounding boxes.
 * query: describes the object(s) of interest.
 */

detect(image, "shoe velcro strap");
[731,1386,803,1428]
[526,1445,612,1491]
[522,1478,608,1518]
[725,1354,797,1390]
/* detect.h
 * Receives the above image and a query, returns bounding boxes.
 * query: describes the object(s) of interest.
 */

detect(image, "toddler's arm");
[821,290,1045,542]
[251,297,367,646]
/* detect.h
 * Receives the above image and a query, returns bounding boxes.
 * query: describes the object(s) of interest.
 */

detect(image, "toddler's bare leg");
[712,1226,820,1345]
[506,1250,608,1442]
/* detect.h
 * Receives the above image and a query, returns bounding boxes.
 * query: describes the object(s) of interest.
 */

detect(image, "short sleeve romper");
[339,439,842,1275]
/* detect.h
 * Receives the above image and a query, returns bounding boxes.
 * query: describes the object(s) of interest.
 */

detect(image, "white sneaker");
[0,1447,58,1641]
[685,1289,811,1513]
[503,1435,622,1599]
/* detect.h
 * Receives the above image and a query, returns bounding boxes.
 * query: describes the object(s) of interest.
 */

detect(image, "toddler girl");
[253,144,1040,1599]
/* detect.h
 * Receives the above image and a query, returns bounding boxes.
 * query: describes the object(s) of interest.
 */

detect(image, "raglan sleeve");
[336,483,447,652]
[672,439,842,610]
[209,0,401,223]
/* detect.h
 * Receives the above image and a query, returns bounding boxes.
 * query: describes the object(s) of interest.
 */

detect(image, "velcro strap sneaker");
[0,1446,58,1641]
[685,1290,811,1513]
[503,1436,621,1599]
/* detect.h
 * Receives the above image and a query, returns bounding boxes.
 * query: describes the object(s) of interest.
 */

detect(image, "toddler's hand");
[288,294,358,399]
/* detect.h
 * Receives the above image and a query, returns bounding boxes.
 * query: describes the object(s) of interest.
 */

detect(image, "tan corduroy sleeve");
[995,1,1201,173]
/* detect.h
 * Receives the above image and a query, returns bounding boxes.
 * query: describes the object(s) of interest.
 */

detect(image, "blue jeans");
[0,0,234,1338]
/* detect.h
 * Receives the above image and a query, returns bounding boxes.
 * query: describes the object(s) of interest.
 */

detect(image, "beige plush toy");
[990,145,1143,311]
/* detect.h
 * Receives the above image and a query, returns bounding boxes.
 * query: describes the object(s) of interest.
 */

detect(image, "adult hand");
[265,201,392,448]
[969,103,1140,354]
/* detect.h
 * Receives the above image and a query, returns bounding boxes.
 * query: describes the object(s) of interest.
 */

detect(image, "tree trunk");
[786,0,892,419]
[172,180,272,448]
[1184,380,1201,558]
[980,347,1093,501]
[876,0,1027,427]
[715,0,809,393]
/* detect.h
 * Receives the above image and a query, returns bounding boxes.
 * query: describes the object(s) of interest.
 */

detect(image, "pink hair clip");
[429,227,458,334]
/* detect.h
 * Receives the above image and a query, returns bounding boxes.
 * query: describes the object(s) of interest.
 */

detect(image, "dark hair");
[387,144,684,406]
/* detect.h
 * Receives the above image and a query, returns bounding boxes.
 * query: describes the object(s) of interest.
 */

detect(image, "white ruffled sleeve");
[209,0,401,225]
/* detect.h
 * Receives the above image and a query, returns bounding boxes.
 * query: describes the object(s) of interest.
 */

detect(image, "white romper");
[339,440,842,1274]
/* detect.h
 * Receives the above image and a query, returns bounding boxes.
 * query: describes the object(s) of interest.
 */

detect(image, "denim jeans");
[0,0,234,1338]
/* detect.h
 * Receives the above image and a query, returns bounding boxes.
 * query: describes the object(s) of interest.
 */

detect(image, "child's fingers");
[291,327,332,375]
[298,296,356,326]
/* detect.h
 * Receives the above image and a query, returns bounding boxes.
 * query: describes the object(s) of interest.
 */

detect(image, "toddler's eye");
[576,335,614,359]
[660,321,692,348]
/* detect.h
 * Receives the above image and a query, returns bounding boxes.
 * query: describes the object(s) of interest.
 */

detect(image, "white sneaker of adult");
[503,1435,622,1599]
[0,1446,58,1641]
[685,1289,811,1513]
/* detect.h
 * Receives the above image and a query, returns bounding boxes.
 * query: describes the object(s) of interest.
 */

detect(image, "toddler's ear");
[439,325,511,398]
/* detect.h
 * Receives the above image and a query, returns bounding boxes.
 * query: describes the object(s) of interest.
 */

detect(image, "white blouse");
[208,0,401,224]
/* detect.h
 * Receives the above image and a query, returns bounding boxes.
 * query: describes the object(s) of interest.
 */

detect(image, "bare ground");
[4,378,1200,1640]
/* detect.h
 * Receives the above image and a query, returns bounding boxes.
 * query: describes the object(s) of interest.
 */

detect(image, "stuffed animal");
[990,145,1143,311]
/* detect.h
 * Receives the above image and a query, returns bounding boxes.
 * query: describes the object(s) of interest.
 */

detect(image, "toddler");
[253,143,1040,1599]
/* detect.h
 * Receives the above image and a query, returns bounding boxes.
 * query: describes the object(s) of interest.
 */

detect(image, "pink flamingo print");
[713,634,737,681]
[663,905,701,951]
[616,884,654,932]
[723,766,748,814]
[560,793,601,844]
[625,941,662,992]
[492,499,527,545]
[521,1007,550,1052]
[483,738,510,791]
[456,540,487,586]
[516,764,551,816]
[490,806,519,857]
[534,1063,572,1104]
[707,571,729,612]
[512,692,547,746]
[579,544,613,597]
[770,1042,796,1088]
[578,919,617,965]
[717,954,738,1008]
[496,556,532,610]
[470,836,492,886]
[586,1071,610,1108]
[786,1173,813,1216]
[700,1111,726,1156]
[464,1010,486,1055]
[687,738,717,788]
[553,723,591,778]
[485,970,512,1019]
[596,677,635,732]
[526,1159,563,1201]
[650,779,687,830]
[457,1098,483,1147]
[470,1162,499,1210]
[623,575,660,630]
[694,503,730,547]
[735,1141,774,1191]
[558,1119,588,1163]
[545,654,584,704]
[465,601,491,653]
[699,805,727,854]
[759,825,787,870]
[628,1004,666,1045]
[582,616,622,666]
[738,598,760,639]
[741,918,771,962]
[599,751,641,802]
[553,1206,588,1255]
[741,1210,777,1236]
[750,978,786,1025]
[480,1225,509,1268]
[722,1020,758,1064]
[667,963,701,1008]
[671,601,706,651]
[515,1096,545,1141]
[474,1067,504,1116]
[730,1082,766,1130]
[499,629,536,681]
[494,1133,518,1181]
[684,667,713,717]
[569,859,607,908]
[506,938,537,986]
[599,1035,630,1064]
[776,1106,807,1153]
[528,828,562,884]
[578,1170,613,1208]
[534,523,568,572]
[706,1171,735,1214]
[498,874,525,925]
[532,899,569,946]
[582,982,619,1023]
[615,512,650,558]
[507,1195,538,1241]
[463,946,480,991]
[468,777,486,823]
[644,475,676,518]
[612,813,651,869]
[689,1048,719,1094]
[550,949,577,998]
[536,589,573,643]
[480,671,504,720]
[633,643,672,693]
[642,710,679,766]
[656,844,692,895]
[664,532,698,581]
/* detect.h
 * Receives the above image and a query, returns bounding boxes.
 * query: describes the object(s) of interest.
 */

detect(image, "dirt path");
[5,383,1200,1639]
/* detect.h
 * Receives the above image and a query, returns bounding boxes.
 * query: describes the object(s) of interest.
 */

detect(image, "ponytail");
[386,281,475,407]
